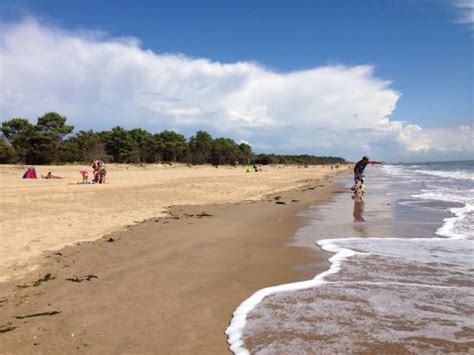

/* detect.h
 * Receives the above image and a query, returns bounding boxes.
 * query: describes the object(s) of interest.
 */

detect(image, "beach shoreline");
[0,165,348,354]
[233,163,474,354]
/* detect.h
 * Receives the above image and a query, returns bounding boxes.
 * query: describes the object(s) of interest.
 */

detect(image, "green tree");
[26,112,74,164]
[129,128,155,163]
[188,130,213,164]
[76,130,108,162]
[0,136,16,163]
[253,154,279,165]
[58,137,81,163]
[36,112,74,137]
[1,118,34,162]
[238,143,253,164]
[1,114,347,166]
[212,138,239,165]
[102,126,139,163]
[59,130,108,163]
[155,130,187,162]
[26,132,60,164]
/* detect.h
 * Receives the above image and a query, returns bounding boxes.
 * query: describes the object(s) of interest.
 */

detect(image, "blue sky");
[0,0,473,161]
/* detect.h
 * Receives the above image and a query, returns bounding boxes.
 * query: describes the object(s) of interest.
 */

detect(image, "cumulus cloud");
[0,19,472,161]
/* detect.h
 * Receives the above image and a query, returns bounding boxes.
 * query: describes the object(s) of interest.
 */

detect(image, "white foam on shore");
[225,239,359,354]
[226,235,473,354]
[436,204,474,239]
[412,190,474,240]
[226,164,474,354]
[414,169,474,181]
[226,235,473,353]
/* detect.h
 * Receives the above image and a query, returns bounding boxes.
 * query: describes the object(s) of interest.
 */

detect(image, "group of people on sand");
[78,160,107,184]
[22,159,107,184]
[90,160,107,184]
[24,156,378,190]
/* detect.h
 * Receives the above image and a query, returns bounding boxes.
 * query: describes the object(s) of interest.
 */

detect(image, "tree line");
[0,112,346,166]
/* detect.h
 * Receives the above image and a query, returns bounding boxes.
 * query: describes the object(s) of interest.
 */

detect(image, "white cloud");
[0,19,472,161]
[455,0,474,29]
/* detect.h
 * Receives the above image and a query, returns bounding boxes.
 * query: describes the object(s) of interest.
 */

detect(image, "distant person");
[42,171,63,179]
[352,156,381,192]
[91,160,107,184]
[80,169,89,183]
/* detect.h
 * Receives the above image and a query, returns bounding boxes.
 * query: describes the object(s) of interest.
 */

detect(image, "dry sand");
[0,163,348,282]
[0,163,349,354]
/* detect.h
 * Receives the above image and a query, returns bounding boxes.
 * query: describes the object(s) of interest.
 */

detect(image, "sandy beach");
[0,163,348,353]
[0,163,347,282]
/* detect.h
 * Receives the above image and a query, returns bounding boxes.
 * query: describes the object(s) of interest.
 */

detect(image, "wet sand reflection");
[352,194,368,237]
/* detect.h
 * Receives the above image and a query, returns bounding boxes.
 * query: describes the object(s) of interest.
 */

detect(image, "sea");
[226,160,474,354]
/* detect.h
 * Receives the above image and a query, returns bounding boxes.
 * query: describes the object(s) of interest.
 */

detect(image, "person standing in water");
[352,156,381,192]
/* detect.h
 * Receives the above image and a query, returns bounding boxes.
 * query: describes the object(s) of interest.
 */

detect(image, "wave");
[225,240,358,355]
[226,164,473,353]
[226,236,473,353]
[436,204,474,239]
[412,190,473,205]
[230,241,473,353]
[414,169,474,181]
[412,189,473,239]
[381,165,407,177]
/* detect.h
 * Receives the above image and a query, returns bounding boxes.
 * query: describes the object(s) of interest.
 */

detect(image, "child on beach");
[80,169,89,183]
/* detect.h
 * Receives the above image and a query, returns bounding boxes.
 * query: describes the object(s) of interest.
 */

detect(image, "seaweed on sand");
[33,273,55,287]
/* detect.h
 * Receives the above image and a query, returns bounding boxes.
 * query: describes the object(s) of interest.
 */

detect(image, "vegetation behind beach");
[1,112,346,166]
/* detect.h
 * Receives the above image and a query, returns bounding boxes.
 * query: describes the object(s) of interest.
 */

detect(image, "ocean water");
[226,161,474,354]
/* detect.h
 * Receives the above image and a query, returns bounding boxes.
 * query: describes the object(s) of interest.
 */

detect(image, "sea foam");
[226,163,474,354]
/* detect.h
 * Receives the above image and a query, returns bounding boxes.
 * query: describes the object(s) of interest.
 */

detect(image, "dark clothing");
[354,159,368,175]
[354,159,368,183]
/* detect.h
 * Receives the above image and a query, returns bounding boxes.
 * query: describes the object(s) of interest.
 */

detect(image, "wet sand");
[0,173,346,354]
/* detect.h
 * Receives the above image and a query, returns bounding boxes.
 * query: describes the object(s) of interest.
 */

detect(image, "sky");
[0,0,472,162]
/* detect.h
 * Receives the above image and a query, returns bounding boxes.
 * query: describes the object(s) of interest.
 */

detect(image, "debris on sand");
[66,275,98,283]
[14,311,60,319]
[0,324,16,333]
[196,212,213,218]
[33,273,55,287]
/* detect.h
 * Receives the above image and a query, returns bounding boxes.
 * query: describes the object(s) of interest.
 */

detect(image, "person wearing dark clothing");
[352,156,381,191]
